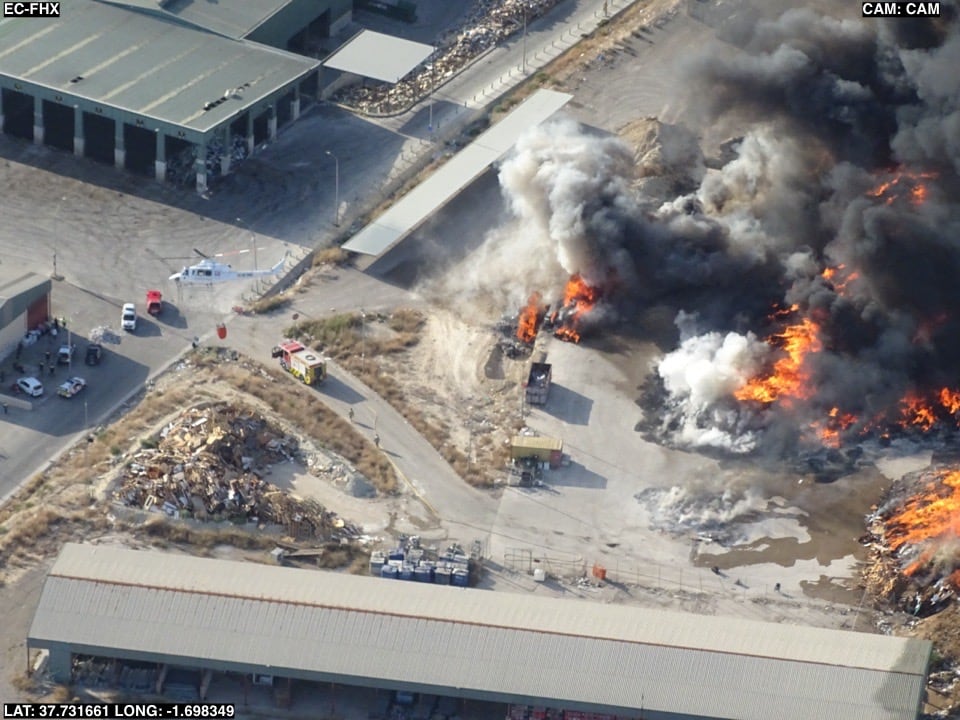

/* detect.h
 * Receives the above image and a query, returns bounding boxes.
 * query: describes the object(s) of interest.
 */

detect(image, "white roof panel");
[28,543,931,720]
[322,30,433,84]
[343,89,572,256]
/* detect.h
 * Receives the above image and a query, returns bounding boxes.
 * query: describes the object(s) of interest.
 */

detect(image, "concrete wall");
[0,308,26,361]
[247,0,351,49]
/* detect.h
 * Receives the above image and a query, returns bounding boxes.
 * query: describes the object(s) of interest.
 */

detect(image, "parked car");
[16,377,43,397]
[121,303,137,331]
[146,289,163,316]
[85,343,103,365]
[58,343,76,364]
[58,376,87,398]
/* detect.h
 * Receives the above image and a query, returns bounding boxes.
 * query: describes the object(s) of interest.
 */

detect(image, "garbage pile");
[494,314,533,359]
[166,135,249,186]
[113,404,354,539]
[90,326,121,345]
[335,0,562,115]
[862,465,960,618]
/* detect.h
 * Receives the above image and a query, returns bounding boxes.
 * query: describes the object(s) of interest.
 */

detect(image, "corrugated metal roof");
[0,0,318,134]
[512,435,563,451]
[152,0,295,40]
[322,30,434,84]
[342,89,573,256]
[0,271,49,305]
[28,544,929,719]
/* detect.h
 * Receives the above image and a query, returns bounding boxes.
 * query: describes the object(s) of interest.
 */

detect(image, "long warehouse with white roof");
[27,543,932,719]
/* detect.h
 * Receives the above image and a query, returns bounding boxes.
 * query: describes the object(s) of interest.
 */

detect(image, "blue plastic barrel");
[414,566,434,583]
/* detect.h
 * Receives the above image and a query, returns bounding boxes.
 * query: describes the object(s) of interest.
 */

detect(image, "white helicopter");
[168,248,289,285]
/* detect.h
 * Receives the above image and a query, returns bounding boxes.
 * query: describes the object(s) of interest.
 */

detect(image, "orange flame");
[899,391,939,432]
[516,292,543,344]
[811,406,858,448]
[940,388,960,415]
[885,469,960,554]
[866,169,938,206]
[821,264,859,296]
[734,308,822,406]
[552,274,600,344]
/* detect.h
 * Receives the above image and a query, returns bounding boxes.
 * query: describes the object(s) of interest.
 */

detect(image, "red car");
[146,290,162,316]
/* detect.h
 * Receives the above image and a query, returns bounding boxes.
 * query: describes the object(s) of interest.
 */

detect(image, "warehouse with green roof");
[0,0,351,190]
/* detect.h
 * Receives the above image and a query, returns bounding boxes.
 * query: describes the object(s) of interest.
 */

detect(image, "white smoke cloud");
[654,325,769,453]
[432,116,639,309]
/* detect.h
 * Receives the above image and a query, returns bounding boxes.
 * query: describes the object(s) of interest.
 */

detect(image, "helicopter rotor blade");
[213,246,269,258]
[193,248,210,259]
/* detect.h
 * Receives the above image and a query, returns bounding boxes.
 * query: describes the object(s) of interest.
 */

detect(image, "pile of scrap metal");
[113,403,355,539]
[495,315,533,359]
[335,0,562,115]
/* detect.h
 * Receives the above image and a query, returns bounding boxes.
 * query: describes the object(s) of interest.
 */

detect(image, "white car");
[16,377,43,397]
[121,303,137,331]
[58,376,87,398]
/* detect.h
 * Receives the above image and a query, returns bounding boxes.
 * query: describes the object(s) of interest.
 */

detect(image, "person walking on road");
[348,407,355,422]
[374,433,380,448]
[2,402,7,415]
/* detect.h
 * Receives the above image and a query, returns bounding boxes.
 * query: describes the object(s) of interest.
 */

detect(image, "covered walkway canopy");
[343,89,572,256]
[322,30,433,84]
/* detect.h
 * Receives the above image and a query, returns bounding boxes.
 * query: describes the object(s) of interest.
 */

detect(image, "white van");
[121,303,137,331]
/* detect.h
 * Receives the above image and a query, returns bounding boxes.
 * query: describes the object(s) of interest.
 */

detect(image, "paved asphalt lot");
[0,0,639,503]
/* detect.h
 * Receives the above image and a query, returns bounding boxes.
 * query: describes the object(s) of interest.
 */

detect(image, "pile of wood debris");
[336,0,562,115]
[113,403,360,539]
[861,466,960,618]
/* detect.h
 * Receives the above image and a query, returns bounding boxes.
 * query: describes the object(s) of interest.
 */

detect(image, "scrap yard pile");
[114,404,358,539]
[337,0,561,115]
[863,466,960,618]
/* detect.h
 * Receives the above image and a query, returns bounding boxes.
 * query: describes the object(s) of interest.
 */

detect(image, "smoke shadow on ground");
[545,461,606,490]
[317,375,366,405]
[154,303,189,331]
[365,169,506,290]
[538,383,593,426]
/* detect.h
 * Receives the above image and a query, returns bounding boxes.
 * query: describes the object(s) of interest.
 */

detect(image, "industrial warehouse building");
[0,0,351,190]
[29,543,932,720]
[0,269,51,359]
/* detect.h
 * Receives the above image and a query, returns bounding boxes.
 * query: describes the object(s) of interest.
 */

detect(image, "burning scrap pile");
[335,0,561,115]
[114,404,353,539]
[510,274,605,345]
[864,467,960,618]
[451,4,960,456]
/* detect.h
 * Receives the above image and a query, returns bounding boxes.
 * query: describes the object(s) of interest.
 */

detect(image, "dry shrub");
[313,542,370,570]
[251,294,291,314]
[220,364,397,493]
[12,673,37,693]
[47,685,72,702]
[139,517,276,551]
[388,309,425,335]
[313,247,349,267]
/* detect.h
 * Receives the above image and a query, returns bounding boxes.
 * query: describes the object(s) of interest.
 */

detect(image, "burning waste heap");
[468,2,960,458]
[864,465,960,618]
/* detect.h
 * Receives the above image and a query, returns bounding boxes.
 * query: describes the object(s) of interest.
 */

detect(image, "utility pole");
[522,3,528,73]
[236,217,260,294]
[325,150,340,227]
[360,309,366,369]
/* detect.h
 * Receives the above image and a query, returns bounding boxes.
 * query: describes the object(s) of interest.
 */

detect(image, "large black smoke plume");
[464,1,960,455]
